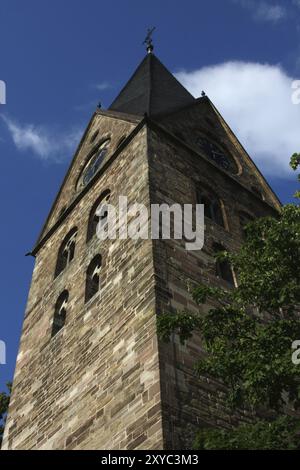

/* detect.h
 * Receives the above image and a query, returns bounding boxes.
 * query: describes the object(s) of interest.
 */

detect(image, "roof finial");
[143,27,156,54]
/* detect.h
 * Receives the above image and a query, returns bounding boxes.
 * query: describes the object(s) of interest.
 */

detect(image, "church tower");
[2,46,280,450]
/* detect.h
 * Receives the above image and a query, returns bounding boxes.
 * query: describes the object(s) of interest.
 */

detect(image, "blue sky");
[0,0,300,391]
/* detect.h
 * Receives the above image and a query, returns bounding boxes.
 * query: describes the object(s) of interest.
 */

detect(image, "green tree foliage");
[0,383,11,446]
[194,416,300,450]
[159,205,300,411]
[157,159,300,449]
[290,153,300,198]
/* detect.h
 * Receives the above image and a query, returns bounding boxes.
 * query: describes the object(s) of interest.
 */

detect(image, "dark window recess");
[55,228,78,277]
[213,243,235,285]
[90,129,99,144]
[197,191,225,227]
[52,290,69,337]
[85,255,102,303]
[212,201,224,227]
[87,190,111,242]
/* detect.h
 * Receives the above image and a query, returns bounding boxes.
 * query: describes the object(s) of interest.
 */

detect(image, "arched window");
[195,133,239,173]
[197,188,225,227]
[55,227,78,278]
[52,290,69,337]
[85,255,102,303]
[82,139,110,187]
[77,139,111,191]
[86,190,111,243]
[213,243,235,285]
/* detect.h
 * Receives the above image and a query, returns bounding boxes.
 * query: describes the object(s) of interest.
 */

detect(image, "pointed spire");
[109,53,195,117]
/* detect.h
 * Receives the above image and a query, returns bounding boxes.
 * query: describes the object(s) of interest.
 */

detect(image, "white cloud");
[233,0,286,23]
[1,115,82,162]
[256,3,286,22]
[94,81,111,91]
[176,62,300,177]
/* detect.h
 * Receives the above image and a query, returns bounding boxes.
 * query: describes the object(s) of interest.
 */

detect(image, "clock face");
[82,140,110,187]
[196,136,235,172]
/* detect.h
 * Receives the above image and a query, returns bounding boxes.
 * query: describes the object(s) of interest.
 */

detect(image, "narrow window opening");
[52,291,69,337]
[87,190,111,242]
[85,255,102,303]
[213,243,235,285]
[55,228,78,278]
[197,190,225,227]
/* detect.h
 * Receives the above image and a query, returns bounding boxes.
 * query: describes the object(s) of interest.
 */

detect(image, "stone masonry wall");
[147,116,279,449]
[3,120,163,450]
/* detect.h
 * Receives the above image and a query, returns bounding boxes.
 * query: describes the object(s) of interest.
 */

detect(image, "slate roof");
[109,53,195,116]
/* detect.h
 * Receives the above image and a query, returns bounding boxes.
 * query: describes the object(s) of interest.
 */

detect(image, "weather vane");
[143,27,156,54]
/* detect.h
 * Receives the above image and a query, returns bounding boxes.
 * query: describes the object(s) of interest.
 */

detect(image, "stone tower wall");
[147,115,278,449]
[3,101,280,450]
[2,121,164,450]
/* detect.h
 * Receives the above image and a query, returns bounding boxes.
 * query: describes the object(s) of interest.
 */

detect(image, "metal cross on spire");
[143,27,156,54]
